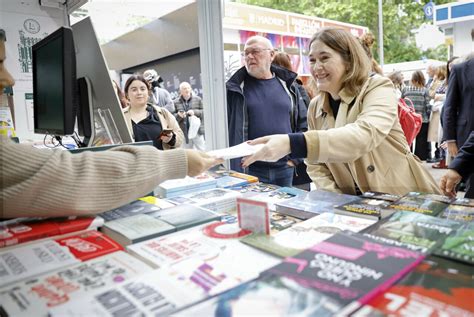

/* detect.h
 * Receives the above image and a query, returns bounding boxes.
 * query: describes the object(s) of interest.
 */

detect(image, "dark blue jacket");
[226,65,308,172]
[450,131,474,177]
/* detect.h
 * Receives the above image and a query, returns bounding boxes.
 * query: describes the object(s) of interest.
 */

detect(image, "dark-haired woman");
[123,75,183,150]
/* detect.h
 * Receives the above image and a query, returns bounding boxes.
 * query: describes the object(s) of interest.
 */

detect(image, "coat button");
[367,165,375,173]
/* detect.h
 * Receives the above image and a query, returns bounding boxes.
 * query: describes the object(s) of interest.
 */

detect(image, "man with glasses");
[226,36,307,186]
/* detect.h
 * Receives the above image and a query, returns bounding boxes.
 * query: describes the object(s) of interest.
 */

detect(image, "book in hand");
[165,188,241,215]
[97,200,161,222]
[264,231,425,316]
[148,204,221,231]
[0,216,104,248]
[434,221,474,265]
[100,214,176,246]
[335,197,393,220]
[154,175,217,198]
[173,273,343,317]
[355,256,474,317]
[0,231,122,287]
[364,211,462,254]
[388,192,451,216]
[48,270,185,317]
[241,213,376,258]
[0,251,151,317]
[275,189,359,220]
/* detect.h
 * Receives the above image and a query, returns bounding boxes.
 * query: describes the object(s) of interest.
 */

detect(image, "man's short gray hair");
[245,35,273,49]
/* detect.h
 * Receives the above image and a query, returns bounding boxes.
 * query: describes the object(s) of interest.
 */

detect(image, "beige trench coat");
[304,75,440,196]
[123,104,184,150]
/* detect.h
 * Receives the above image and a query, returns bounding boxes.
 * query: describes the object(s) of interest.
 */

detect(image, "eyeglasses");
[241,48,272,57]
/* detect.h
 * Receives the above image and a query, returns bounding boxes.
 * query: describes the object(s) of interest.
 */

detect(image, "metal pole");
[378,0,384,68]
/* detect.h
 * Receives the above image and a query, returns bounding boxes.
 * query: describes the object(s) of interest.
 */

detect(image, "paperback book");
[335,198,393,220]
[275,189,359,219]
[147,204,221,231]
[100,214,176,246]
[97,200,161,222]
[241,213,376,258]
[165,188,241,215]
[173,273,343,316]
[215,175,250,189]
[0,251,151,317]
[356,256,474,317]
[154,175,217,198]
[264,231,425,316]
[440,203,474,222]
[388,192,451,216]
[243,186,307,211]
[364,211,462,254]
[434,221,474,265]
[361,191,401,202]
[0,231,122,287]
[0,216,104,248]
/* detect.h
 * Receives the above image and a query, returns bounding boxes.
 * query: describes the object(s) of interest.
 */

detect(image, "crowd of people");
[1,25,473,219]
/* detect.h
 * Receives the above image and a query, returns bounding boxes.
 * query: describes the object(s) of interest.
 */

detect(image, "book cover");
[173,274,343,317]
[48,270,186,317]
[434,222,474,265]
[269,212,303,233]
[335,198,392,220]
[228,171,259,183]
[450,197,474,207]
[166,188,241,215]
[243,186,307,212]
[230,182,280,194]
[101,214,176,246]
[440,203,474,223]
[97,200,161,222]
[147,204,221,231]
[54,231,123,262]
[138,196,176,209]
[215,175,249,189]
[0,251,151,317]
[364,211,462,254]
[236,197,270,234]
[357,256,474,317]
[388,192,451,216]
[0,216,104,248]
[361,191,401,202]
[275,189,359,220]
[241,213,376,258]
[265,231,425,315]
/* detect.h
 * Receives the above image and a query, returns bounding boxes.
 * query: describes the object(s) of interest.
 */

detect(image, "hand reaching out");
[439,169,462,198]
[185,149,223,177]
[241,134,291,168]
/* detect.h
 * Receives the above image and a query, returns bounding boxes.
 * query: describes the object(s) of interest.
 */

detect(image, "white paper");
[207,142,264,160]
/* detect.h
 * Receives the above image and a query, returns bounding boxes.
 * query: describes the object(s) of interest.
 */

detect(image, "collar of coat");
[226,64,298,93]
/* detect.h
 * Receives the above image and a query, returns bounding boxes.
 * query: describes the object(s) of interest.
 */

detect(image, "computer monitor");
[32,18,132,147]
[32,27,77,136]
[71,17,133,145]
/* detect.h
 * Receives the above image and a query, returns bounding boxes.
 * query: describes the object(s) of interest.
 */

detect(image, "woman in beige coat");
[243,27,439,196]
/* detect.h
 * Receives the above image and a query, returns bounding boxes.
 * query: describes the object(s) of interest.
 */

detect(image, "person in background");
[242,27,439,196]
[112,79,128,109]
[0,28,221,218]
[440,131,474,198]
[427,64,447,164]
[387,70,404,99]
[173,82,206,151]
[272,51,311,191]
[425,63,436,88]
[442,53,474,198]
[358,32,383,75]
[226,35,307,187]
[401,70,431,161]
[143,69,175,113]
[123,75,183,150]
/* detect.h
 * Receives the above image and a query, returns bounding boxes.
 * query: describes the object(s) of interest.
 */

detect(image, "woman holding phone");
[123,75,184,150]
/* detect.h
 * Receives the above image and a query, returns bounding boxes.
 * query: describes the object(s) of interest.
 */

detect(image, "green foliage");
[237,0,450,64]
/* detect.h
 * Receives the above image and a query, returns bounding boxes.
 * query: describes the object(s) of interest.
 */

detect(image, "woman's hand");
[241,134,291,168]
[160,132,173,144]
[185,150,223,176]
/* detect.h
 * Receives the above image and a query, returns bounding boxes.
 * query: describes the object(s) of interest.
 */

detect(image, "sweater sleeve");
[1,138,187,218]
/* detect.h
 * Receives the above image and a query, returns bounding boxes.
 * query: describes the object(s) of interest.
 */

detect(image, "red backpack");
[397,97,422,147]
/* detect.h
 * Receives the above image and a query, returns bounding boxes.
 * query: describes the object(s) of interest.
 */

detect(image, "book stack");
[154,175,217,198]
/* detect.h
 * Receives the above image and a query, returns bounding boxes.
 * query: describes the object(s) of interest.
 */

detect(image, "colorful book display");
[265,231,425,315]
[434,222,474,265]
[365,211,462,254]
[388,192,451,216]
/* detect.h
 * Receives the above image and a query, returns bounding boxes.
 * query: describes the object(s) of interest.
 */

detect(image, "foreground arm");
[1,140,220,218]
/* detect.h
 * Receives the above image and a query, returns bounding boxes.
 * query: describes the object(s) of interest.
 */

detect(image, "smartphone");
[160,129,173,137]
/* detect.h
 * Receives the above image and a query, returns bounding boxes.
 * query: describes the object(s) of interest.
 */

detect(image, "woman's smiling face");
[309,40,347,99]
